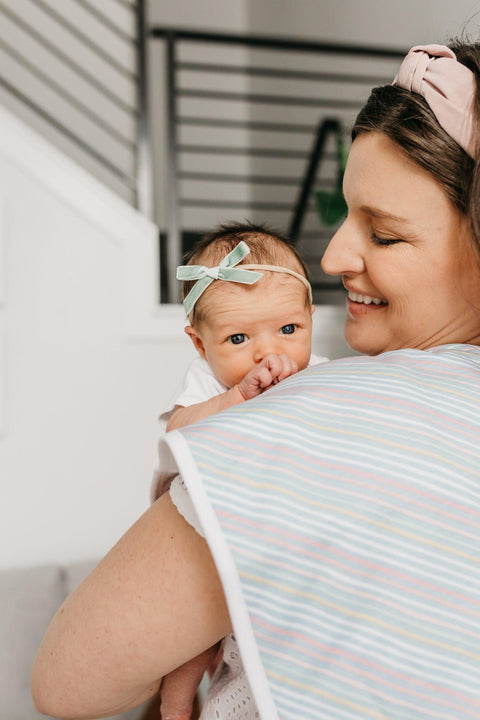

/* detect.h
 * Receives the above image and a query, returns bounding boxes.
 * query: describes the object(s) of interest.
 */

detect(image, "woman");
[32,42,480,720]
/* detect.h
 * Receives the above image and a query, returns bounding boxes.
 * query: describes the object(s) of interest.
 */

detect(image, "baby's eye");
[281,324,296,335]
[228,333,247,345]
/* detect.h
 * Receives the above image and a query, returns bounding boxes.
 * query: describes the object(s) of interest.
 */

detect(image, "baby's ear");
[310,304,316,315]
[184,325,207,359]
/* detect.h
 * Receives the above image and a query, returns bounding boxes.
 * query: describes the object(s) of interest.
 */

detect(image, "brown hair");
[182,221,310,324]
[352,39,480,248]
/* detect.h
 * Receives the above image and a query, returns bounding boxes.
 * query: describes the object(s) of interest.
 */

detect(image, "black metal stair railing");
[150,27,406,303]
[289,118,343,241]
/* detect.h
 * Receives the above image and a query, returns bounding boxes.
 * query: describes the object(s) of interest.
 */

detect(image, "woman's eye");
[281,324,296,335]
[371,233,402,247]
[229,333,247,345]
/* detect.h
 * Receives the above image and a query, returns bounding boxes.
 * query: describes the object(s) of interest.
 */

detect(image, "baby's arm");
[167,385,245,430]
[167,353,299,431]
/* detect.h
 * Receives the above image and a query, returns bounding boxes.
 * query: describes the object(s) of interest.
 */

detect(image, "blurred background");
[0,0,479,575]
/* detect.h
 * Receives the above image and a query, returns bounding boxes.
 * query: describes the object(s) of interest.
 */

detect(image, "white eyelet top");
[169,476,259,720]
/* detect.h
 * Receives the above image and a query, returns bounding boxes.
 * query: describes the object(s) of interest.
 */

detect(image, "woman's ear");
[311,304,316,315]
[184,325,207,359]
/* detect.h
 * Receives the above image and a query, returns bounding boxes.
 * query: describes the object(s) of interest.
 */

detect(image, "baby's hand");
[237,354,299,400]
[160,644,220,720]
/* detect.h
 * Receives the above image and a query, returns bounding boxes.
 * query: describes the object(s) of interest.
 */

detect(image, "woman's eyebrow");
[361,205,414,225]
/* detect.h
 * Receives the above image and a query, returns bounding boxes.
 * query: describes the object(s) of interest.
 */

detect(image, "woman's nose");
[321,219,365,277]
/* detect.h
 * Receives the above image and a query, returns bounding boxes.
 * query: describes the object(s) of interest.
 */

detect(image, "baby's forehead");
[196,271,309,319]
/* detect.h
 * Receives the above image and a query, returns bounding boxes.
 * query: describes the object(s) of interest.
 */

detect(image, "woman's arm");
[31,493,231,720]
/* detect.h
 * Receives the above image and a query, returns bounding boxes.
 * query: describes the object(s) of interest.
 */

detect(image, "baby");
[152,221,328,501]
[153,221,328,720]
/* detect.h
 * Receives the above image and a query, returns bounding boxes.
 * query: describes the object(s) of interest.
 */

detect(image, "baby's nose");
[253,338,279,363]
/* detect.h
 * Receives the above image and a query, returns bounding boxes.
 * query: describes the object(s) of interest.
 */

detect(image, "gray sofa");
[0,560,148,720]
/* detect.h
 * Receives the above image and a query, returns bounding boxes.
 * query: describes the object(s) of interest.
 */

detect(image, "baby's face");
[188,274,314,389]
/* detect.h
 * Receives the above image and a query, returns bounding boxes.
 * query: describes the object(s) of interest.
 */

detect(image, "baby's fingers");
[269,354,299,383]
[283,355,299,379]
[255,364,276,388]
[160,645,219,720]
[261,354,284,384]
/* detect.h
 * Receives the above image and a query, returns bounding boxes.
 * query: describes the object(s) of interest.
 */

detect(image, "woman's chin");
[344,322,387,356]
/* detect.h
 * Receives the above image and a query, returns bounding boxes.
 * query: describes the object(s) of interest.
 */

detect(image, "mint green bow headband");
[177,241,263,316]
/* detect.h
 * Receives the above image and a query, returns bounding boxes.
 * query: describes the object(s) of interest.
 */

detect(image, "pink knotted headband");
[393,44,477,159]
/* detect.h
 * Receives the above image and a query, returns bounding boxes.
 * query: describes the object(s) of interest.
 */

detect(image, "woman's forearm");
[31,494,231,719]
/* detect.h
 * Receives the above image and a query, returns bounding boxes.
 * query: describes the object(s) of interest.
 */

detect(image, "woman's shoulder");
[298,343,480,399]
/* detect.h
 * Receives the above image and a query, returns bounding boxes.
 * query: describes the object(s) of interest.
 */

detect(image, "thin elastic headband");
[177,241,313,317]
[393,44,477,159]
[240,264,313,304]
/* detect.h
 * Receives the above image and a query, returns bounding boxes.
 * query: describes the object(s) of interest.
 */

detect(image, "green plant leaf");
[315,190,347,226]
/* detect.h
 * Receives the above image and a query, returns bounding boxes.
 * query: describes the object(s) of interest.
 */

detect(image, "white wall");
[0,105,188,569]
[149,0,248,32]
[151,0,480,45]
[246,0,480,47]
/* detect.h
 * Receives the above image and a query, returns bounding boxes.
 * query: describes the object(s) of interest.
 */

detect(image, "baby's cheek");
[219,361,250,390]
[297,346,312,370]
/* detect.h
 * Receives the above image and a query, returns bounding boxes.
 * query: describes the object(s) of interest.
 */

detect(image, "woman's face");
[321,132,480,355]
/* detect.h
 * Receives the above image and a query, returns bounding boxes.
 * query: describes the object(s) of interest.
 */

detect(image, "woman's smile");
[346,289,388,315]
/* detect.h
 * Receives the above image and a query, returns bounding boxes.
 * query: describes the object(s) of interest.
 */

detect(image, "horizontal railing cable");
[177,117,318,134]
[178,88,363,109]
[179,172,308,186]
[180,199,294,211]
[177,144,333,159]
[178,61,392,86]
[151,27,406,58]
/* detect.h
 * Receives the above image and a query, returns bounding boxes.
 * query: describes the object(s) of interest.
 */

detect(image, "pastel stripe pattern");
[164,344,480,720]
